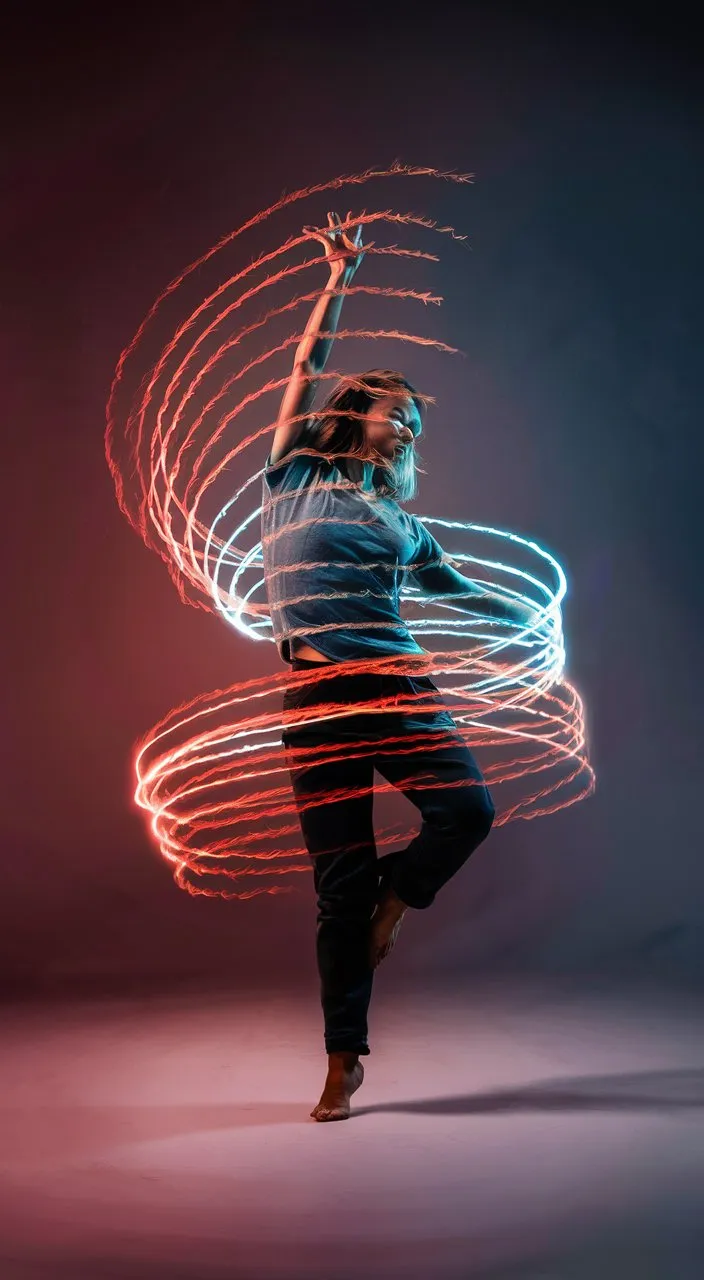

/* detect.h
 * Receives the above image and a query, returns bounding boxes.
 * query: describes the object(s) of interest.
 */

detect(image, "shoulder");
[404,511,447,556]
[263,448,337,494]
[403,509,435,538]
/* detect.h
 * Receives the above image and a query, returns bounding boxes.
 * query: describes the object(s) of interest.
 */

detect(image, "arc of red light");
[139,710,586,836]
[107,169,594,899]
[105,157,472,461]
[143,248,442,530]
[131,213,462,534]
[106,167,460,520]
[148,284,445,577]
[137,685,590,783]
[110,163,472,402]
[134,662,586,806]
[111,211,459,590]
[143,301,450,588]
[136,689,593,894]
[179,332,457,592]
[146,250,449,571]
[152,279,441,505]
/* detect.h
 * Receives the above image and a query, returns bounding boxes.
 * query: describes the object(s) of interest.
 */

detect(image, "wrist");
[328,261,352,286]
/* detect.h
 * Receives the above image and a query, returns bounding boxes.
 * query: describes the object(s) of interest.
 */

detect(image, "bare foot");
[310,1051,365,1122]
[370,887,408,969]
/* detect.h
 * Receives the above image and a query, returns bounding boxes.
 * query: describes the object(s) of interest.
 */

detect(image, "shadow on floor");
[355,1066,704,1117]
[1,1068,703,1165]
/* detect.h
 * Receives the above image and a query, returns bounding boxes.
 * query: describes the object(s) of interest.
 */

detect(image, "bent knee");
[479,792,496,836]
[441,785,495,838]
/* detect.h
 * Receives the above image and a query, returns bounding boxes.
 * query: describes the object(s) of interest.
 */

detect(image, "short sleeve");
[409,514,446,572]
[262,448,329,496]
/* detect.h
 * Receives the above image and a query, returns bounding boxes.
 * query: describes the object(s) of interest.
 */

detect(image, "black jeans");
[282,659,495,1057]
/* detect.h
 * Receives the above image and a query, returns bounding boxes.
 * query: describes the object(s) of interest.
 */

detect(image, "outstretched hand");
[302,210,369,281]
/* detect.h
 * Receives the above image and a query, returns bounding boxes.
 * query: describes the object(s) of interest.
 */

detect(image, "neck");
[360,461,376,492]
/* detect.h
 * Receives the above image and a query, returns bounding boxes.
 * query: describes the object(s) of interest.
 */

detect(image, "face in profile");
[362,392,422,470]
[358,391,423,500]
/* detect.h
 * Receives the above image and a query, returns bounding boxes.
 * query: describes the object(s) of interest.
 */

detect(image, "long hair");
[298,369,427,502]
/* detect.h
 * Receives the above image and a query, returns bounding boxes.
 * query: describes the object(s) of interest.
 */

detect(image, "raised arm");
[270,212,367,466]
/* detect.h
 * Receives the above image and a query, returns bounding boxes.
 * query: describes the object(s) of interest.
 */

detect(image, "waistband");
[288,658,435,687]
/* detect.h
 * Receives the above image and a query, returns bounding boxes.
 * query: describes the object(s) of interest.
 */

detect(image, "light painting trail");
[106,165,594,898]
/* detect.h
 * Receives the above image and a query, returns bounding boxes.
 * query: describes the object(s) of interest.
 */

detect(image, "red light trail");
[106,165,594,898]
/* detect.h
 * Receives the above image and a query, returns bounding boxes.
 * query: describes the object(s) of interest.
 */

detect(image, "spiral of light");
[107,164,594,898]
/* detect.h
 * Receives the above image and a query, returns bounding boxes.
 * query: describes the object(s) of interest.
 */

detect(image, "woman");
[261,213,535,1122]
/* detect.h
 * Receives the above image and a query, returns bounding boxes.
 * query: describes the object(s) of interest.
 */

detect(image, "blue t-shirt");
[261,449,446,664]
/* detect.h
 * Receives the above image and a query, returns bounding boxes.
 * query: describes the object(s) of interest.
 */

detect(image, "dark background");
[2,4,702,999]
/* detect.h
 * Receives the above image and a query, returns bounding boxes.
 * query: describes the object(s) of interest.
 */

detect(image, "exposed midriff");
[291,640,335,663]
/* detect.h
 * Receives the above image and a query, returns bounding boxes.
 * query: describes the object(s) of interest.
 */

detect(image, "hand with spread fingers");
[302,210,369,283]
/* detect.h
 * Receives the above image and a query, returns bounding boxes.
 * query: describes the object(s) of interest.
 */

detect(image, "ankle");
[328,1050,359,1071]
[381,887,407,912]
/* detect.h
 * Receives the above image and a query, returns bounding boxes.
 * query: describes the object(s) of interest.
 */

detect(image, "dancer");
[262,213,536,1121]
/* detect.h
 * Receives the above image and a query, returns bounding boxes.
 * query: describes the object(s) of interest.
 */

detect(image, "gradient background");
[3,4,702,1002]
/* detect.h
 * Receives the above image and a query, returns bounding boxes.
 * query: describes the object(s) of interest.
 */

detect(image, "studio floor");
[0,980,703,1279]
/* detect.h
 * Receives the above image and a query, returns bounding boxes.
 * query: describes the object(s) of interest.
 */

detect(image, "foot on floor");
[311,1052,365,1121]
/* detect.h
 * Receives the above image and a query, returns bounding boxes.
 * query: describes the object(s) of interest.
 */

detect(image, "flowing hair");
[297,369,428,502]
